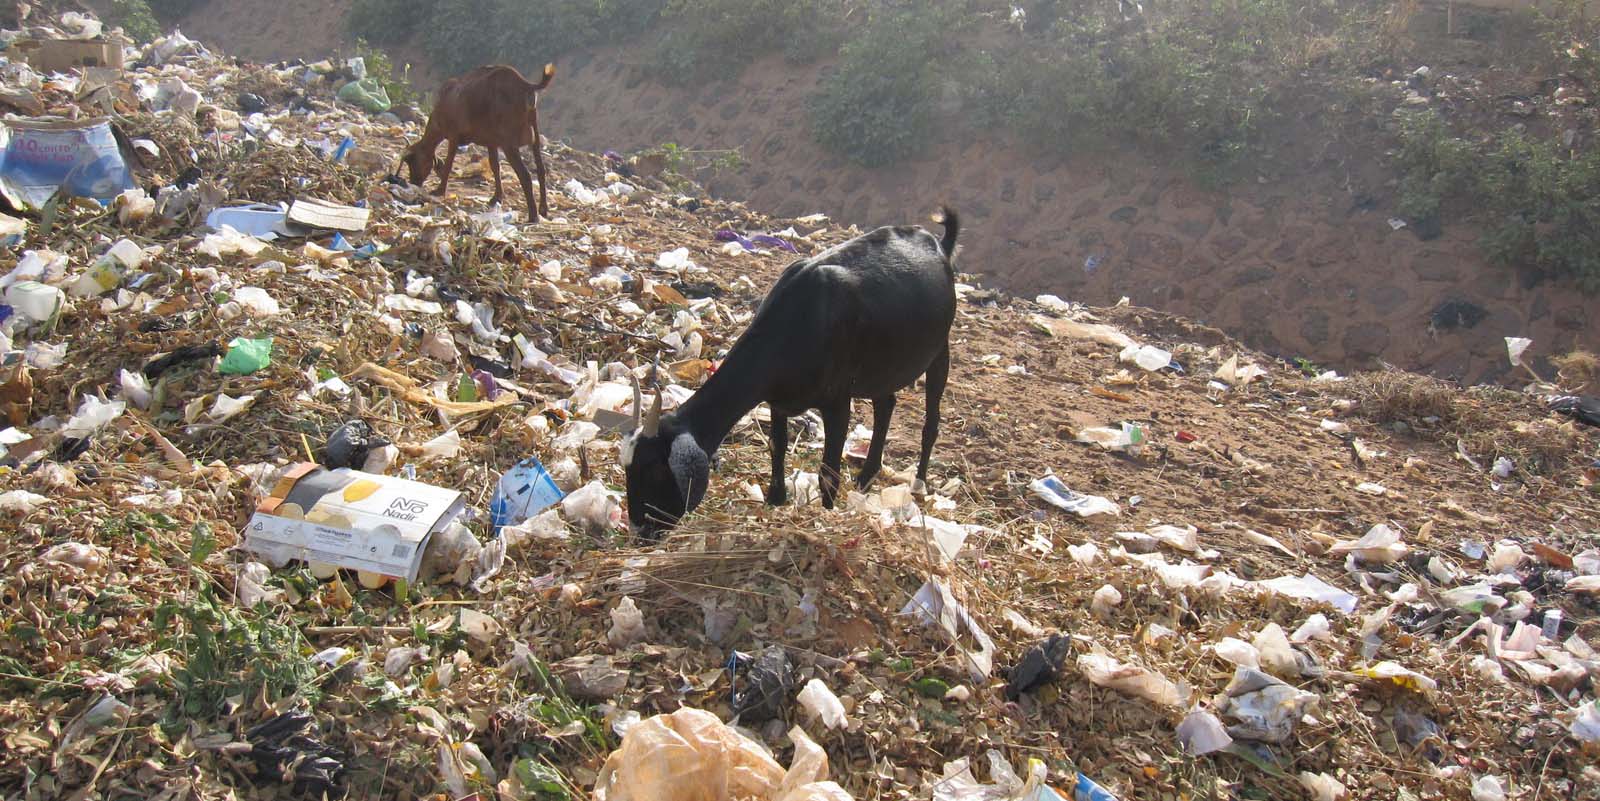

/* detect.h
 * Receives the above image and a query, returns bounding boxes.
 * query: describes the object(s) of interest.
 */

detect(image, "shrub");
[354,40,420,108]
[1394,110,1600,291]
[104,0,162,43]
[146,0,207,19]
[651,0,849,84]
[346,0,431,47]
[808,7,962,167]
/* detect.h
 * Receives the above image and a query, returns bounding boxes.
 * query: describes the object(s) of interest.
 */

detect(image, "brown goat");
[401,63,555,221]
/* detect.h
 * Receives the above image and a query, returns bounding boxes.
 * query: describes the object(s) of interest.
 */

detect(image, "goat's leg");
[531,135,550,218]
[856,394,896,490]
[487,148,505,207]
[915,348,950,493]
[434,142,459,197]
[507,150,538,223]
[766,414,788,506]
[818,399,850,509]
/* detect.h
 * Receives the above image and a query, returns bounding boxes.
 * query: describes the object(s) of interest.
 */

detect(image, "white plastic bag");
[609,597,647,648]
[563,481,623,531]
[796,679,847,731]
[1177,707,1232,756]
[1077,653,1188,707]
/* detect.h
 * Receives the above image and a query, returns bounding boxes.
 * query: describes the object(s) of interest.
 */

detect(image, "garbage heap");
[1,10,1598,801]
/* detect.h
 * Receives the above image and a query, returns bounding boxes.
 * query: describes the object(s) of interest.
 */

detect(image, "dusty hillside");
[1,9,1598,801]
[160,0,1599,386]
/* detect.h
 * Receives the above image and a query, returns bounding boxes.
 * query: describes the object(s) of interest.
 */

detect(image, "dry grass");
[1552,349,1600,394]
[1344,371,1586,474]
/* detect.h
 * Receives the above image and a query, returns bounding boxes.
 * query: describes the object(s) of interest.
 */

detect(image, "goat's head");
[621,374,708,540]
[399,142,446,187]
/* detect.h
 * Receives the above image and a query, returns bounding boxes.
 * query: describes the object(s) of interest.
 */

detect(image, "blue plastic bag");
[0,118,134,209]
[490,457,565,531]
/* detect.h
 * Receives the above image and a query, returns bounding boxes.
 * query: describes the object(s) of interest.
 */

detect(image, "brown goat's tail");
[931,205,959,263]
[531,63,556,92]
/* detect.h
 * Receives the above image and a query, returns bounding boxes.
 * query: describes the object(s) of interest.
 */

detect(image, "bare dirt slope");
[3,14,1600,801]
[169,0,1597,385]
[550,48,1596,387]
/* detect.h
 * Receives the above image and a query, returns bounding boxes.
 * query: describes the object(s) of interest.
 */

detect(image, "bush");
[104,0,162,43]
[1394,110,1600,291]
[653,0,849,81]
[416,0,665,78]
[354,40,420,108]
[346,0,431,47]
[1393,110,1476,223]
[146,0,207,19]
[808,8,960,167]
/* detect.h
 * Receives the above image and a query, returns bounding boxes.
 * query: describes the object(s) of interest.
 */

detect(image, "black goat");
[622,207,960,538]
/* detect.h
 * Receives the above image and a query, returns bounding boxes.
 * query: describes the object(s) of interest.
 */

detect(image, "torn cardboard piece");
[287,197,371,233]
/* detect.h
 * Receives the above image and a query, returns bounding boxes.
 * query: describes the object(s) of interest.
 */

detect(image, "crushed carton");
[11,38,126,75]
[241,463,466,582]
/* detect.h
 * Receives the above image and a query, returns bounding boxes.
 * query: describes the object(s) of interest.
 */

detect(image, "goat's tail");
[931,205,959,263]
[530,63,556,92]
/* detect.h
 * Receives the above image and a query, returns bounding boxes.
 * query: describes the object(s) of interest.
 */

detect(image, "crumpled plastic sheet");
[901,578,996,680]
[593,707,853,801]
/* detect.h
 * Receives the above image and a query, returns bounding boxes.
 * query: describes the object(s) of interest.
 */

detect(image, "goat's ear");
[668,433,709,513]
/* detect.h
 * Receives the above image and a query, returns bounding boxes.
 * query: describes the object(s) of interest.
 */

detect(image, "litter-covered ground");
[1,11,1599,801]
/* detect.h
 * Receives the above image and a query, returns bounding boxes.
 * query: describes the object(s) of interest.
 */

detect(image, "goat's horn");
[630,371,643,431]
[643,383,662,438]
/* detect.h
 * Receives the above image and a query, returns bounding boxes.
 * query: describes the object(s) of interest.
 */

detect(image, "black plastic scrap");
[244,711,346,794]
[143,342,223,379]
[321,419,390,470]
[1005,632,1072,701]
[1548,395,1600,428]
[729,644,795,724]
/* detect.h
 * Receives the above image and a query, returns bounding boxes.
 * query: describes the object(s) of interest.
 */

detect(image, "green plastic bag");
[219,337,273,375]
[337,78,391,114]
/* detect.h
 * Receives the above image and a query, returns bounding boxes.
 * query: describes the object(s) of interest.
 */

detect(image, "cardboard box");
[11,38,126,75]
[241,463,466,582]
[287,197,371,233]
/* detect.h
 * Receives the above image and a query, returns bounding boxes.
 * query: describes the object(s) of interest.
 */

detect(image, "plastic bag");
[1256,573,1358,615]
[1217,668,1318,743]
[1251,623,1298,678]
[1291,614,1331,643]
[592,707,854,801]
[1571,699,1600,742]
[1029,475,1120,518]
[796,679,847,731]
[609,597,647,648]
[1119,344,1172,372]
[418,429,462,460]
[1077,653,1188,707]
[1090,585,1123,618]
[901,578,996,680]
[234,286,281,316]
[337,78,392,113]
[1177,707,1232,756]
[562,481,623,531]
[1329,523,1407,564]
[1211,638,1260,669]
[113,369,151,411]
[219,337,273,375]
[63,395,126,439]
